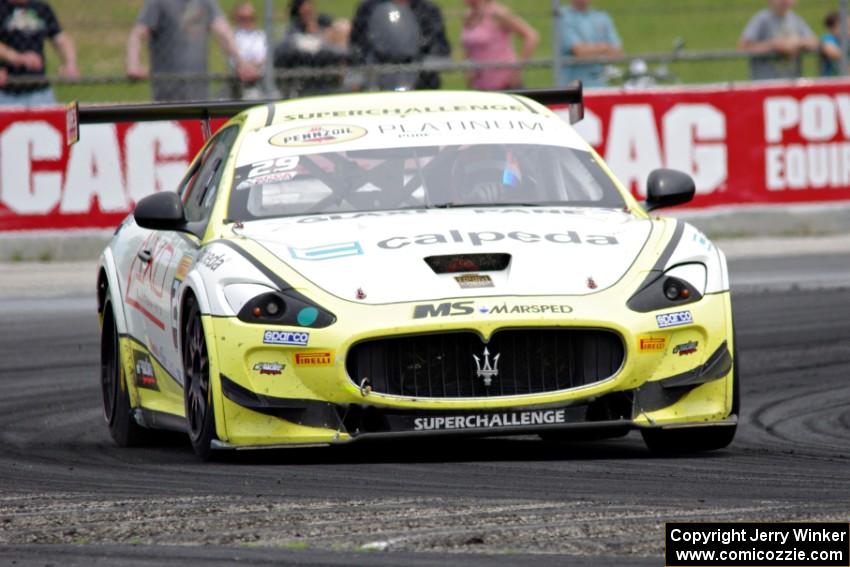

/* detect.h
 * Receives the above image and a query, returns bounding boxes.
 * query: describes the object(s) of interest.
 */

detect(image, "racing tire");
[641,332,740,454]
[182,294,217,461]
[101,294,147,447]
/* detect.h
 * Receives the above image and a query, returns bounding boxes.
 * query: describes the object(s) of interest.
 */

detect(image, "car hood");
[236,208,652,304]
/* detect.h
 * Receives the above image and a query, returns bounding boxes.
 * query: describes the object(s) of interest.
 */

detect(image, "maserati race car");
[85,86,738,460]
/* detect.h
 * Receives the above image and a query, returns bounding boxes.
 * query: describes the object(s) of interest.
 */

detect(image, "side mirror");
[134,192,185,231]
[644,169,695,212]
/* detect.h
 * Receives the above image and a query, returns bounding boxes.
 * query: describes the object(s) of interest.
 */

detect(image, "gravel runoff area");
[0,494,847,555]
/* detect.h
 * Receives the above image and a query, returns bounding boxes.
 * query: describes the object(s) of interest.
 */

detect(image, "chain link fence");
[0,0,847,104]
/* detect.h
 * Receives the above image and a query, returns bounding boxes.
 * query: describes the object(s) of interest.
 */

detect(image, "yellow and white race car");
[89,87,738,460]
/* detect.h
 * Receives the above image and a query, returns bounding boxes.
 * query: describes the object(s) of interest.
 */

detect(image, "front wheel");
[641,423,736,454]
[182,294,216,460]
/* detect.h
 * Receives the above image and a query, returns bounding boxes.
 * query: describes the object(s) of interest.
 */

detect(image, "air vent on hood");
[424,253,511,274]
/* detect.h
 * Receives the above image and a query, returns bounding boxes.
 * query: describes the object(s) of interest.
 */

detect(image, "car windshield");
[227,143,625,221]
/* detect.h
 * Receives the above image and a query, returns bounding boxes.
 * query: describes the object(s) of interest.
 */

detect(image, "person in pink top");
[461,0,539,90]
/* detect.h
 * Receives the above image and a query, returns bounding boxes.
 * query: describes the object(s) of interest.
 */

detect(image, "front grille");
[346,329,625,398]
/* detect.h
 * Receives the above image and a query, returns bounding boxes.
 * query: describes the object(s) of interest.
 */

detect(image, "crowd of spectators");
[1,0,850,105]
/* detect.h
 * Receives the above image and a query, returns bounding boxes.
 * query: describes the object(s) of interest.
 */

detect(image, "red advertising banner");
[2,79,850,232]
[563,79,850,208]
[0,110,218,231]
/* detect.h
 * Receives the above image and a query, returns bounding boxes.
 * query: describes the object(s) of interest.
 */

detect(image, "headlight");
[224,284,335,328]
[627,263,706,313]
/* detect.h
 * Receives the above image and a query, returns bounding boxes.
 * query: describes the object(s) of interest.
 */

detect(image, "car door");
[161,125,241,384]
[123,125,240,402]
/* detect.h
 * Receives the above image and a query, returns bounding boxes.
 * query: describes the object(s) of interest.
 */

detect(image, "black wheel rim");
[184,310,209,441]
[100,307,118,425]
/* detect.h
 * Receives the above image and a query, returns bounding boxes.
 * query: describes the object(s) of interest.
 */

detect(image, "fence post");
[841,0,849,76]
[263,0,280,98]
[551,0,562,86]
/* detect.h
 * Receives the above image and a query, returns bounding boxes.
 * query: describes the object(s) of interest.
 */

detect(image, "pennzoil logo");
[269,124,367,147]
[294,351,334,366]
[637,336,667,352]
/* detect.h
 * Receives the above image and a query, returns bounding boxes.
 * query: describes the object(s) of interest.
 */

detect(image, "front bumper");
[208,291,735,447]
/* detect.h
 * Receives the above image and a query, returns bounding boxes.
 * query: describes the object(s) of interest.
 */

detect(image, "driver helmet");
[449,145,522,204]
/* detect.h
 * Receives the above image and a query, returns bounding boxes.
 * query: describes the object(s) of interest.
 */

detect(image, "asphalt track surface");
[1,254,849,566]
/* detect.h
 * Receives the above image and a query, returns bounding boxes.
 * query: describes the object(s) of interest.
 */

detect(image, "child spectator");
[232,2,267,69]
[819,11,847,77]
[230,2,266,98]
[288,0,349,49]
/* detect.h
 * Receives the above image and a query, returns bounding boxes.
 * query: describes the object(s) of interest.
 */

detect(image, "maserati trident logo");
[473,347,500,387]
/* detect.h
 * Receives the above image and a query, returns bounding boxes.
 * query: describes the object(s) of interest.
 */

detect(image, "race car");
[86,86,738,460]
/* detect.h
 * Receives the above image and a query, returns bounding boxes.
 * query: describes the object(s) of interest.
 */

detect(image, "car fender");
[98,247,129,335]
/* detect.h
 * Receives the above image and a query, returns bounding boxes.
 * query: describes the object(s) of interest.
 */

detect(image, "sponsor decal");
[414,301,475,319]
[413,301,573,319]
[289,241,363,261]
[296,210,431,223]
[237,170,297,189]
[378,229,619,250]
[126,232,172,331]
[638,336,667,352]
[673,341,699,356]
[171,253,195,348]
[279,104,530,122]
[235,157,301,189]
[692,231,714,251]
[478,303,573,315]
[263,330,310,346]
[473,347,500,387]
[294,351,334,367]
[377,119,543,139]
[656,311,693,329]
[455,274,493,289]
[296,208,592,224]
[413,409,567,431]
[174,254,193,282]
[198,249,226,271]
[269,124,367,147]
[132,351,158,390]
[253,362,285,375]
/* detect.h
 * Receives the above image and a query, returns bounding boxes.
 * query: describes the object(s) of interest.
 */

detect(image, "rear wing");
[65,82,583,145]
